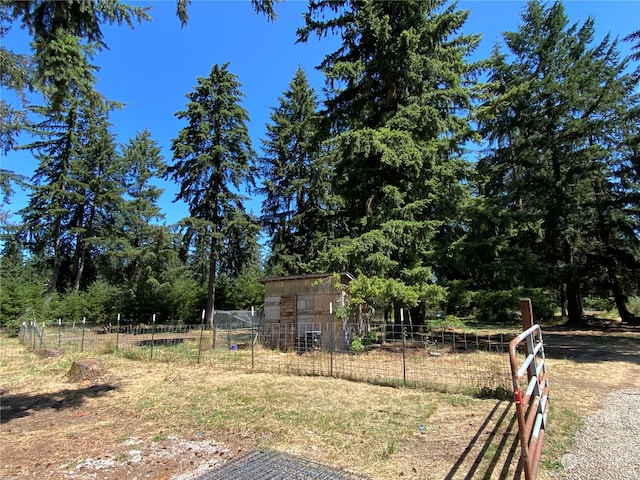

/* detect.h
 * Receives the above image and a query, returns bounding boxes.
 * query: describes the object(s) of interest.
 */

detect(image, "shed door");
[280,295,296,326]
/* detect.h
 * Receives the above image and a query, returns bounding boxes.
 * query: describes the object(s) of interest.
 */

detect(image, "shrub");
[52,291,88,324]
[426,314,465,330]
[628,297,640,317]
[582,296,615,311]
[471,288,556,324]
[98,339,118,354]
[350,338,366,353]
[83,280,125,323]
[442,279,473,316]
[119,347,146,361]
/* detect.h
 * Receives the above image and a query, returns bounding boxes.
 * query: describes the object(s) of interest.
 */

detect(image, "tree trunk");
[594,187,635,325]
[608,266,634,324]
[410,305,425,327]
[72,203,95,293]
[563,240,584,327]
[206,235,217,347]
[559,285,567,319]
[46,216,64,300]
[565,279,583,326]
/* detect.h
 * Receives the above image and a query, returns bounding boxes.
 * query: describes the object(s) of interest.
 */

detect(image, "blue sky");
[3,0,639,226]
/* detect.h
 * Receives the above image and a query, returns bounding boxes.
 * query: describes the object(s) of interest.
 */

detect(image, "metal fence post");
[198,310,205,364]
[251,306,255,370]
[329,302,334,377]
[401,308,406,387]
[116,314,121,350]
[212,309,217,350]
[58,318,62,348]
[150,314,156,360]
[80,318,86,352]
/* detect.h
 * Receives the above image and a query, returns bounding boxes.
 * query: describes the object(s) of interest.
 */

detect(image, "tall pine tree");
[477,1,639,325]
[102,129,174,317]
[19,101,124,296]
[259,67,336,275]
[166,63,257,329]
[6,0,149,111]
[298,0,479,321]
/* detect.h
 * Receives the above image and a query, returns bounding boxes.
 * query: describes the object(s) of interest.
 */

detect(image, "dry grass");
[1,327,639,480]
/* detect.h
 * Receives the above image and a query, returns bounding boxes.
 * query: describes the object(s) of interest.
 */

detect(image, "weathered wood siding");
[260,273,353,351]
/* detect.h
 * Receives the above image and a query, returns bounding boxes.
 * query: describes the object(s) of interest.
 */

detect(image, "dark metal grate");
[196,449,369,480]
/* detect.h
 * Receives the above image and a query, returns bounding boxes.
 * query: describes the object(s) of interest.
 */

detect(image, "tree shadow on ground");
[445,400,524,480]
[0,384,117,424]
[542,329,640,365]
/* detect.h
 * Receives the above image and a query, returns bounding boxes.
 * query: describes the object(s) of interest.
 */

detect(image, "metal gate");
[508,299,550,480]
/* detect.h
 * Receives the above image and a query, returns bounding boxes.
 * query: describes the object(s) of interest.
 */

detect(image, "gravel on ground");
[553,389,640,480]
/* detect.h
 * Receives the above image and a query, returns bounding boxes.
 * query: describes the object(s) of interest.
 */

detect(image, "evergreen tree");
[6,0,149,111]
[4,0,149,303]
[259,67,336,275]
[130,226,190,321]
[19,101,124,297]
[476,1,639,325]
[69,108,124,292]
[166,63,257,329]
[95,129,178,318]
[625,30,640,66]
[298,0,479,321]
[19,101,86,298]
[596,29,640,324]
[0,3,31,156]
[0,231,49,328]
[176,0,277,27]
[2,1,146,222]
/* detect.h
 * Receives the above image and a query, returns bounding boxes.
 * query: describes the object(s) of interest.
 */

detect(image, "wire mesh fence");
[2,311,513,396]
[197,449,369,480]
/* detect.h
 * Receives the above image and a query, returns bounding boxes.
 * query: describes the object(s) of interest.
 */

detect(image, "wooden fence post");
[520,298,534,332]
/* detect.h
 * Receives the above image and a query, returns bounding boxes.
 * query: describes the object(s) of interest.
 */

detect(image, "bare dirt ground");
[1,325,639,480]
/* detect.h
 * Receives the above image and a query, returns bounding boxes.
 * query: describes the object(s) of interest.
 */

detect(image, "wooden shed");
[259,272,355,352]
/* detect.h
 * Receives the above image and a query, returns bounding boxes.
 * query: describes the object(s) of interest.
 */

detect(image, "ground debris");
[65,358,108,384]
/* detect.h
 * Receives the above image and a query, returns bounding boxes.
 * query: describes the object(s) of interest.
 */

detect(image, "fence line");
[5,313,513,395]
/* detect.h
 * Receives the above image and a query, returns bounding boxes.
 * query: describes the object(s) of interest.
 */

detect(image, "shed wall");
[261,275,350,351]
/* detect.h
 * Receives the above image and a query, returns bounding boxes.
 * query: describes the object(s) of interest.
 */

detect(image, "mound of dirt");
[65,358,109,384]
[38,347,65,358]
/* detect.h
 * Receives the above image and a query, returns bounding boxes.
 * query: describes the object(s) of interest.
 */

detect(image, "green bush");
[122,348,147,360]
[442,279,473,316]
[83,280,125,323]
[471,288,556,324]
[52,291,88,323]
[426,314,465,330]
[628,297,640,317]
[362,330,379,346]
[0,271,50,329]
[582,296,615,311]
[350,337,366,353]
[99,339,118,354]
